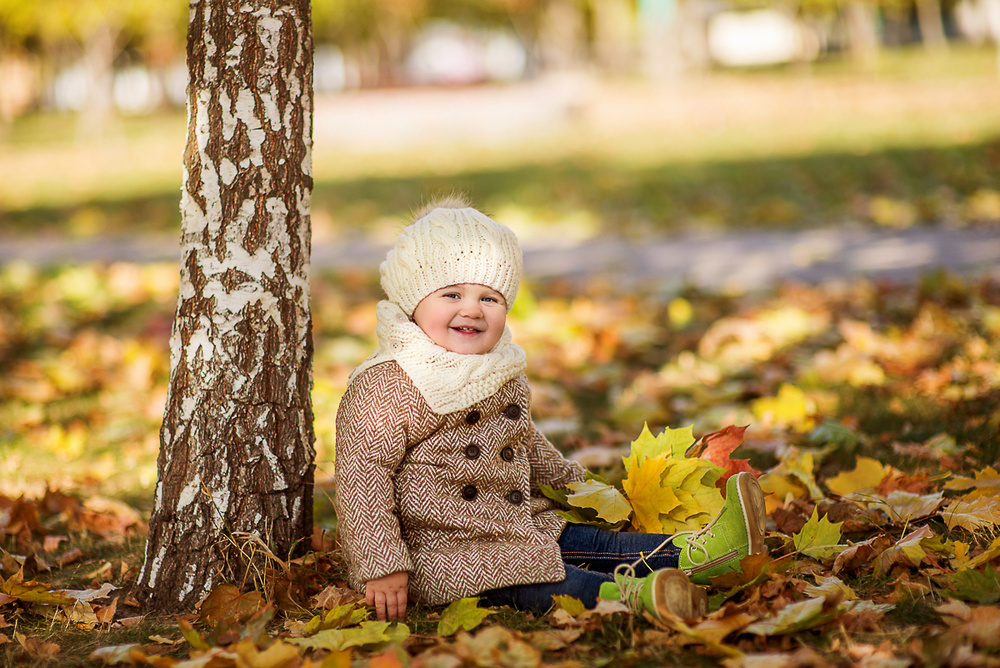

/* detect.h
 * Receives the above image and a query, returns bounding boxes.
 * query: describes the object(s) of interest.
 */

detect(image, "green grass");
[2,46,999,239]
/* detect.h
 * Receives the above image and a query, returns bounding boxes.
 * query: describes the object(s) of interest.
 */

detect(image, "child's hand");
[366,571,409,621]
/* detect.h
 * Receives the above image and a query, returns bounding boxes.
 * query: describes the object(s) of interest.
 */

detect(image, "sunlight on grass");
[1,47,999,238]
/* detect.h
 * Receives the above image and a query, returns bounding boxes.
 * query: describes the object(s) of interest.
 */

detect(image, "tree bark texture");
[136,0,315,613]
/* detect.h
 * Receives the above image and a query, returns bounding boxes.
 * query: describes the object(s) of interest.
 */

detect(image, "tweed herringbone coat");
[334,361,586,605]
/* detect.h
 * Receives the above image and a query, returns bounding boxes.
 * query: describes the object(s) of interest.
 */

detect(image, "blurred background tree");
[0,0,187,131]
[3,0,997,130]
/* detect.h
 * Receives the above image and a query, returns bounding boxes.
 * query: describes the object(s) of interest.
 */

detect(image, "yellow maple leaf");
[663,457,707,493]
[793,508,846,560]
[825,456,889,497]
[622,456,680,533]
[622,423,695,472]
[660,486,716,533]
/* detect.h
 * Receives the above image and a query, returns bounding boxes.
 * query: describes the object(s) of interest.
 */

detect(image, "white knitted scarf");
[349,300,527,415]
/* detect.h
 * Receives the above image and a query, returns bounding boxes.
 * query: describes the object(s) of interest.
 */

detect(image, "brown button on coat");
[335,362,586,605]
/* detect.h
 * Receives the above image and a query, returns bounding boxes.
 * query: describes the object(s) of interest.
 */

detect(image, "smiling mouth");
[452,326,482,334]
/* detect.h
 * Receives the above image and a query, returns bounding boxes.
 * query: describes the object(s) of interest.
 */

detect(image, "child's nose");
[459,298,483,317]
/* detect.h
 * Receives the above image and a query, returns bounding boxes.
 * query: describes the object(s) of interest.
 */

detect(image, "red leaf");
[696,425,761,487]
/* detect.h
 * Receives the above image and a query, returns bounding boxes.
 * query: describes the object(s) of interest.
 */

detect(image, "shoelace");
[610,533,675,611]
[672,505,729,567]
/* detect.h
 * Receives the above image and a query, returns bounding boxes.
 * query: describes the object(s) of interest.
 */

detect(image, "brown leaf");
[691,602,757,643]
[56,548,84,568]
[95,596,118,624]
[832,534,895,575]
[875,525,936,574]
[14,631,60,659]
[197,584,265,628]
[311,585,364,610]
[772,507,808,535]
[42,536,67,553]
[524,628,583,651]
[941,604,1000,650]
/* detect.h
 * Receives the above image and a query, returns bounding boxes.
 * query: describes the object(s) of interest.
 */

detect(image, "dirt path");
[3,224,997,291]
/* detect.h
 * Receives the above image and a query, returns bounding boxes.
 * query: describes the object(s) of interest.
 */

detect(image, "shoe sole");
[735,472,767,557]
[651,569,706,622]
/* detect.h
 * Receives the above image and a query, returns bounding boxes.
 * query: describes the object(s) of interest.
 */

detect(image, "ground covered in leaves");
[1,261,1000,667]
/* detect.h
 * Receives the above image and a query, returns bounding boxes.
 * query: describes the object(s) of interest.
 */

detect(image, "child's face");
[412,283,507,355]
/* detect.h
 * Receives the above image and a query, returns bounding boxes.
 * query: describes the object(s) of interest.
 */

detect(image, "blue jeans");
[479,524,680,612]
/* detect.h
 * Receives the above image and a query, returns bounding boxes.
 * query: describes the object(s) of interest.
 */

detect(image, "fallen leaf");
[751,384,816,432]
[793,508,846,560]
[869,491,944,524]
[197,584,265,628]
[803,575,856,600]
[437,597,494,637]
[825,457,888,497]
[42,536,67,553]
[64,599,99,626]
[832,534,895,575]
[550,595,586,617]
[565,478,632,524]
[454,626,541,668]
[88,643,142,664]
[875,525,936,574]
[311,585,364,610]
[693,425,761,484]
[289,621,408,652]
[94,597,118,624]
[945,466,1000,494]
[623,455,680,533]
[525,627,583,651]
[623,423,695,471]
[56,549,84,568]
[744,596,841,636]
[60,582,118,602]
[944,568,1000,604]
[1,574,75,605]
[943,494,1000,533]
[14,630,61,659]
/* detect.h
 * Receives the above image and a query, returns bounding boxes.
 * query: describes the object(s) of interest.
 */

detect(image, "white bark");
[137,0,315,613]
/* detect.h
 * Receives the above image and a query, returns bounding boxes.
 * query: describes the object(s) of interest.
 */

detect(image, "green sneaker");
[672,472,767,585]
[598,568,708,622]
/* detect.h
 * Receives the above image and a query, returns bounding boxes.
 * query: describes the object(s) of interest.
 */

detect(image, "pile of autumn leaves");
[3,423,1000,666]
[3,265,1000,665]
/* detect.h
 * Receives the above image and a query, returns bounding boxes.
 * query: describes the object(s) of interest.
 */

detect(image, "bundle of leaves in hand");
[541,424,760,533]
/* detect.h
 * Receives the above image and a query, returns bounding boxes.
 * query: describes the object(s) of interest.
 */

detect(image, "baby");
[334,195,766,622]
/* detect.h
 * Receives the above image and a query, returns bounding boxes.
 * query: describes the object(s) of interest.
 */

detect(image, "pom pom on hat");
[380,201,523,316]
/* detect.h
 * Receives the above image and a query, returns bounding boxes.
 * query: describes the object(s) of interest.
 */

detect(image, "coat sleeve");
[526,421,586,493]
[334,365,416,588]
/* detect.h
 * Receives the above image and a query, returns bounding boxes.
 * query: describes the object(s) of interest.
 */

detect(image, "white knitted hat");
[380,205,523,316]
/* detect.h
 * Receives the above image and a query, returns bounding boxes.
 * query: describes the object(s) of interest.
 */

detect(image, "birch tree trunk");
[135,0,315,613]
[915,0,948,50]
